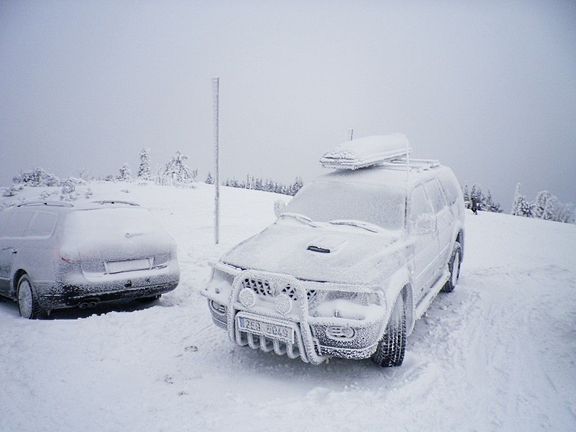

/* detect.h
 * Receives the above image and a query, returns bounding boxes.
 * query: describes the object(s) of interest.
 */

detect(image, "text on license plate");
[238,316,295,344]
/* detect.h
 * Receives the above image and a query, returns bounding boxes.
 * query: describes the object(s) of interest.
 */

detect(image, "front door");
[409,184,440,302]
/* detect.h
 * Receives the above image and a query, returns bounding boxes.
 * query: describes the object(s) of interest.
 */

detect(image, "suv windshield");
[285,181,406,231]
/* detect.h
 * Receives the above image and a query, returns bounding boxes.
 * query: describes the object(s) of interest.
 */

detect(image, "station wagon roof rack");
[319,134,440,172]
[91,200,140,206]
[17,201,74,208]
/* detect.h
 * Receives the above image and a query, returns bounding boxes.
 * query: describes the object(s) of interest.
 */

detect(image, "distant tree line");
[219,175,303,196]
[462,184,503,213]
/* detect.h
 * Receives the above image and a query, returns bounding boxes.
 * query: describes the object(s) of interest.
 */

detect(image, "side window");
[410,185,434,223]
[0,210,34,238]
[27,212,58,237]
[424,179,447,213]
[437,170,461,205]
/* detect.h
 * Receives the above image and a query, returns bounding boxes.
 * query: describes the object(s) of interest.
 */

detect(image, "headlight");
[309,290,382,320]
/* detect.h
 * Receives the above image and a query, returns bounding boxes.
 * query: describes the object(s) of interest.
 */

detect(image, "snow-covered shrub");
[160,151,197,186]
[13,168,60,187]
[2,184,22,197]
[118,163,132,182]
[137,148,152,181]
[205,172,214,184]
[60,177,85,201]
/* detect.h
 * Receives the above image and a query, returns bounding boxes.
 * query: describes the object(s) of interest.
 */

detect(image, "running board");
[414,271,449,320]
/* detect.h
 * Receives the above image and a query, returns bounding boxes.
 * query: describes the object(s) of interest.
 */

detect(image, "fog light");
[208,300,226,315]
[326,326,356,340]
[239,288,256,308]
[274,293,292,315]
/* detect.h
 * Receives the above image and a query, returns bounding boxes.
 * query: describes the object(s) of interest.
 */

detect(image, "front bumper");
[204,269,387,364]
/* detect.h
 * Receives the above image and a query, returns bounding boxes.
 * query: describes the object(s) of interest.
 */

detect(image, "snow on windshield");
[285,181,406,230]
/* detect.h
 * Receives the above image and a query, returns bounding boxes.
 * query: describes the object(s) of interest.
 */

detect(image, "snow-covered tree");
[118,163,132,182]
[511,183,531,217]
[162,151,197,185]
[463,185,470,205]
[137,148,152,180]
[205,172,214,184]
[532,190,557,220]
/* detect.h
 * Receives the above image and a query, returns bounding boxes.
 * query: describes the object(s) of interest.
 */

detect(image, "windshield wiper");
[280,213,319,228]
[328,219,382,233]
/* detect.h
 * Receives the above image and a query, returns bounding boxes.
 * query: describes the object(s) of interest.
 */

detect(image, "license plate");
[106,258,151,274]
[238,316,295,344]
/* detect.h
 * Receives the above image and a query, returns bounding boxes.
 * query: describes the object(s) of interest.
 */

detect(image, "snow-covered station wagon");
[0,200,180,318]
[203,134,465,367]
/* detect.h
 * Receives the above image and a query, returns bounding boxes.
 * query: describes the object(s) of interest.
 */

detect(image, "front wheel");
[371,293,406,367]
[17,275,44,319]
[442,242,462,293]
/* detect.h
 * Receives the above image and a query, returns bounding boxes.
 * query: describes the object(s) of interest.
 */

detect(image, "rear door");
[409,184,440,301]
[424,178,453,270]
[0,209,34,296]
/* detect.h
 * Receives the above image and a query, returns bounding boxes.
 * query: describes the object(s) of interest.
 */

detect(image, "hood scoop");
[307,245,331,254]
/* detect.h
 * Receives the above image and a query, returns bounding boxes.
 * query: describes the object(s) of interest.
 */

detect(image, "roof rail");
[17,201,74,208]
[380,157,440,172]
[91,200,140,206]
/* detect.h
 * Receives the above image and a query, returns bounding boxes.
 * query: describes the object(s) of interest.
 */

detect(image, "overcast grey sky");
[1,0,575,207]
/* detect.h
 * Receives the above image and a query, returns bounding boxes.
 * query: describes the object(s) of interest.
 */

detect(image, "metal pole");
[213,77,220,244]
[348,128,354,141]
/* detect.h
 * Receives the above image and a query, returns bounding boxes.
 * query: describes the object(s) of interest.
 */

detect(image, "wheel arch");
[12,269,28,297]
[384,268,415,336]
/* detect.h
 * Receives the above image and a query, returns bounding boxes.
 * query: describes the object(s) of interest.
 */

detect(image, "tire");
[372,293,406,367]
[442,242,462,293]
[17,274,44,319]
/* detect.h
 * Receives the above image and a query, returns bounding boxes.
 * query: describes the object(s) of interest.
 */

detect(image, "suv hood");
[222,220,403,285]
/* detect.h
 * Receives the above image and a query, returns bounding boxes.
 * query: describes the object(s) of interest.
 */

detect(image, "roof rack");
[319,134,440,172]
[320,134,412,170]
[17,201,74,208]
[380,157,440,172]
[91,200,140,206]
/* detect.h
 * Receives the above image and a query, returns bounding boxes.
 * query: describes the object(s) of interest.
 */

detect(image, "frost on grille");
[240,276,316,302]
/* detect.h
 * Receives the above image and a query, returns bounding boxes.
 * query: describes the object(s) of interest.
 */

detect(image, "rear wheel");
[442,242,462,293]
[17,275,44,319]
[372,293,406,367]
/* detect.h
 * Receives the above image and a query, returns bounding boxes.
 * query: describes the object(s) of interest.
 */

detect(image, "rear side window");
[424,179,448,213]
[437,169,462,205]
[27,211,58,237]
[410,185,434,220]
[0,209,34,238]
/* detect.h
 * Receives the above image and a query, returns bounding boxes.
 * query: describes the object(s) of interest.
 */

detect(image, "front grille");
[240,277,316,302]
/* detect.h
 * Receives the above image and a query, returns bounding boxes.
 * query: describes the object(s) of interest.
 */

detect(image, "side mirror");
[414,213,436,235]
[274,200,287,218]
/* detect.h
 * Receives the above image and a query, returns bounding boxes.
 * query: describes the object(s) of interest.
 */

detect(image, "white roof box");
[320,134,412,170]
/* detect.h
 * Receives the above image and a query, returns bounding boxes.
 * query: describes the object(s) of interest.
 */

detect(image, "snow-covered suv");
[0,200,179,318]
[202,135,464,367]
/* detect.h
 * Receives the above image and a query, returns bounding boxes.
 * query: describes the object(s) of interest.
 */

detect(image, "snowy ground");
[1,181,575,432]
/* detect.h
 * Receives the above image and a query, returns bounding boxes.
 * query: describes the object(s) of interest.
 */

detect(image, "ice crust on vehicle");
[320,134,411,169]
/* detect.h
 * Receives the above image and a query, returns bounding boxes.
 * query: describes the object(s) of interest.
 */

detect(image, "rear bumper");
[38,271,179,310]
